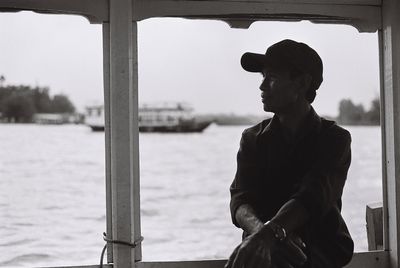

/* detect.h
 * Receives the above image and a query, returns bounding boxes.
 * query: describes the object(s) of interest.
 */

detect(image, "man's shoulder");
[242,118,272,137]
[320,117,351,142]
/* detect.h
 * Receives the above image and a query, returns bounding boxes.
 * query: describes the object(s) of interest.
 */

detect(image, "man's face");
[259,68,301,113]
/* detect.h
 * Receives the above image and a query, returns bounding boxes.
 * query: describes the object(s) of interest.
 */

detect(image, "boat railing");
[366,202,384,251]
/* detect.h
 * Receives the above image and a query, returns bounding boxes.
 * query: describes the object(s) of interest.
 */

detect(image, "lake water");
[0,123,382,267]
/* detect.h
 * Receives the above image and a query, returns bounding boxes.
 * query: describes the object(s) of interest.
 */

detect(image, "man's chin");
[263,104,274,113]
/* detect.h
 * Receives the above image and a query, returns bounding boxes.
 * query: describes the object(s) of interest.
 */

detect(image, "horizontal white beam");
[198,0,381,4]
[137,259,227,268]
[36,251,390,268]
[0,0,381,31]
[135,251,389,268]
[0,0,107,23]
[133,0,381,32]
[37,265,112,268]
[345,251,389,268]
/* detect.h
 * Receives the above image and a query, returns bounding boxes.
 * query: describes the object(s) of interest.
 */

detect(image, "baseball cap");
[241,39,323,90]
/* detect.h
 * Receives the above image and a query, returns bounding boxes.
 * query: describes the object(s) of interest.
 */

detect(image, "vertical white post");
[381,0,400,267]
[130,22,143,263]
[106,0,142,266]
[103,22,114,264]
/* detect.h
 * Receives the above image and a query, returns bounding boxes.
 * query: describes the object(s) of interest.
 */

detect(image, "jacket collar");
[259,106,322,144]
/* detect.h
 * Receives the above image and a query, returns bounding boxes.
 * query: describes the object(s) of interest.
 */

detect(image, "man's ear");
[297,73,312,94]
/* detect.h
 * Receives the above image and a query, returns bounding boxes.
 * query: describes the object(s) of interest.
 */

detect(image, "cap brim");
[241,52,267,73]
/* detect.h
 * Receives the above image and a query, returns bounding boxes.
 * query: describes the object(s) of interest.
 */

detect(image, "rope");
[99,232,144,268]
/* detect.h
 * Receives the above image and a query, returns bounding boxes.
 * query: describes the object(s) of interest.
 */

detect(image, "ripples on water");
[0,124,382,267]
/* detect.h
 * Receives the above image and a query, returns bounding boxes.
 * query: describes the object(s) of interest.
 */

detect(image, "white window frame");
[2,1,399,267]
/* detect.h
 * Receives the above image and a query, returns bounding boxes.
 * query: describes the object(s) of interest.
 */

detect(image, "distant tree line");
[200,97,381,126]
[337,97,380,125]
[0,77,75,123]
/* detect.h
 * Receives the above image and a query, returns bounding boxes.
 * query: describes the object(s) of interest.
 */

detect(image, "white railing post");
[105,0,142,267]
[380,0,400,267]
[103,22,114,264]
[130,21,143,263]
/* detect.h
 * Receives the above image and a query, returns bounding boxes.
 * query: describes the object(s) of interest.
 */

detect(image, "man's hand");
[273,235,307,268]
[225,227,276,268]
[235,204,264,235]
[225,230,307,268]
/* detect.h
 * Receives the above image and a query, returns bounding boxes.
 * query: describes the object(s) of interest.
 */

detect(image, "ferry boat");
[85,103,212,132]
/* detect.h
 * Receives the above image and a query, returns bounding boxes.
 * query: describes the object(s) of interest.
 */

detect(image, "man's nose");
[259,79,269,92]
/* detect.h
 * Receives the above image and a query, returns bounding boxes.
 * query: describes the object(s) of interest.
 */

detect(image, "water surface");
[0,124,382,267]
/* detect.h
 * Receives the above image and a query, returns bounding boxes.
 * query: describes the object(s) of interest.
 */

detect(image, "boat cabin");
[85,103,211,132]
[139,103,193,127]
[1,0,400,268]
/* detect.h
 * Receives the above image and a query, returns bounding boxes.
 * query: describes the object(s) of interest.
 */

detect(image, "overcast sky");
[0,12,380,117]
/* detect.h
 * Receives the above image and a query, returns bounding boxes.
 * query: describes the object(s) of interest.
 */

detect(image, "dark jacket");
[230,108,354,268]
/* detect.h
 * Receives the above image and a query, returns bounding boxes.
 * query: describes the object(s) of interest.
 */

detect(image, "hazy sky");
[0,12,380,117]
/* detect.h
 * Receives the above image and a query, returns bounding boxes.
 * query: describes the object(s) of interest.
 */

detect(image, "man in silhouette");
[226,39,354,268]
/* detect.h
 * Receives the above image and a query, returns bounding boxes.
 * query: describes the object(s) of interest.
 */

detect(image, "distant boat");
[85,103,212,133]
[33,113,84,125]
[85,105,105,131]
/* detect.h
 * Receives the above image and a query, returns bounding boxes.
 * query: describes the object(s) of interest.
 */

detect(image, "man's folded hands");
[225,230,307,268]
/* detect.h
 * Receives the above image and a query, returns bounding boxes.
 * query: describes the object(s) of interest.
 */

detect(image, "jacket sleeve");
[291,127,351,222]
[230,129,260,227]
